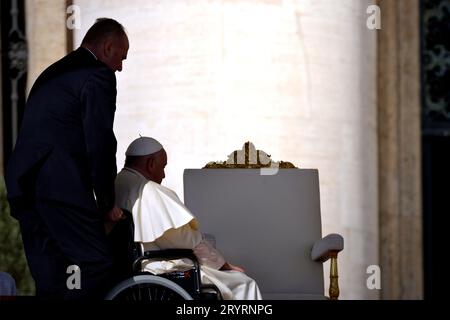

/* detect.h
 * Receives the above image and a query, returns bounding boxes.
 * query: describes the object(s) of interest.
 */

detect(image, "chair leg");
[329,251,340,300]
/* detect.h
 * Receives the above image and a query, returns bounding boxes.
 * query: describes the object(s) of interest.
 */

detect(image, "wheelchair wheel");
[105,275,194,301]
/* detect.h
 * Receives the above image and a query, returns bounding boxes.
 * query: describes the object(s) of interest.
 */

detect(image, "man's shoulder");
[145,181,181,201]
[144,180,161,191]
[116,168,147,195]
[141,180,171,198]
[41,48,112,81]
[30,52,115,101]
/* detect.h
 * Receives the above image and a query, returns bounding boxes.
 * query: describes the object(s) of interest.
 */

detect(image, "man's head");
[124,137,167,184]
[81,18,129,72]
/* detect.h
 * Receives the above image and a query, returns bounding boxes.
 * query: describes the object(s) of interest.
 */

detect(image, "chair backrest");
[183,168,325,299]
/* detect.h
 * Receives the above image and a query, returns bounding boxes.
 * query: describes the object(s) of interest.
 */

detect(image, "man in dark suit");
[5,18,129,299]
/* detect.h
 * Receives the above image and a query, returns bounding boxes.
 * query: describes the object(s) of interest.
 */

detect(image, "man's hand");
[105,205,125,222]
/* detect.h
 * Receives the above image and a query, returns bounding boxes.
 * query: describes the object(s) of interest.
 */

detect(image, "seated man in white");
[115,136,262,300]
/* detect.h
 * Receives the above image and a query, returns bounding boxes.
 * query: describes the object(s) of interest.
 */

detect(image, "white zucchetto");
[125,137,163,156]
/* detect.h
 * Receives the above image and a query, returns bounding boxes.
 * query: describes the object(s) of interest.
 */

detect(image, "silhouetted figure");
[5,18,129,299]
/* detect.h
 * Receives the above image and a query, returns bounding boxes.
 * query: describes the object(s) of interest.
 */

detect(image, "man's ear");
[103,40,113,57]
[146,156,155,171]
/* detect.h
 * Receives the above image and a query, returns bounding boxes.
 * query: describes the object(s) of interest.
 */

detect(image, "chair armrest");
[311,233,344,262]
[133,249,200,275]
[311,233,344,300]
[144,249,197,261]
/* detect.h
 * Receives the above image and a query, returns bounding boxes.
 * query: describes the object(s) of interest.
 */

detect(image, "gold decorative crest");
[203,142,297,169]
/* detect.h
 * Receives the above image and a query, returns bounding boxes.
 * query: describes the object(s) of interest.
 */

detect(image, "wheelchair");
[104,211,222,301]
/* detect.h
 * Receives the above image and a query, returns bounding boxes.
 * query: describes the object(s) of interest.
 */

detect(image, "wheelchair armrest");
[144,249,198,262]
[133,249,201,274]
[311,233,344,262]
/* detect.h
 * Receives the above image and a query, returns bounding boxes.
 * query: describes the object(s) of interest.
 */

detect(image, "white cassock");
[115,167,262,300]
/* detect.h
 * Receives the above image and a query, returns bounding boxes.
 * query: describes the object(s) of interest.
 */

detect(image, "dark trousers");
[17,198,115,300]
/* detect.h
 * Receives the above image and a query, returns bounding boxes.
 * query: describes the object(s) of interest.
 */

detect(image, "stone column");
[377,0,423,299]
[25,0,67,94]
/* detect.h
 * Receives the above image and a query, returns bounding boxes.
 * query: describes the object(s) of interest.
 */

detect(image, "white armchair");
[183,142,345,300]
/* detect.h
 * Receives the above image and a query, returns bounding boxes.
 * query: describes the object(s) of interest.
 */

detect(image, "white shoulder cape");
[132,180,199,243]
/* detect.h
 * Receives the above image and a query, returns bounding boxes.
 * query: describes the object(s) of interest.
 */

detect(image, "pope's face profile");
[148,149,167,184]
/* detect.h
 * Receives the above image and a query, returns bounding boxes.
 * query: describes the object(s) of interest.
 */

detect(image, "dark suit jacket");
[5,47,117,217]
